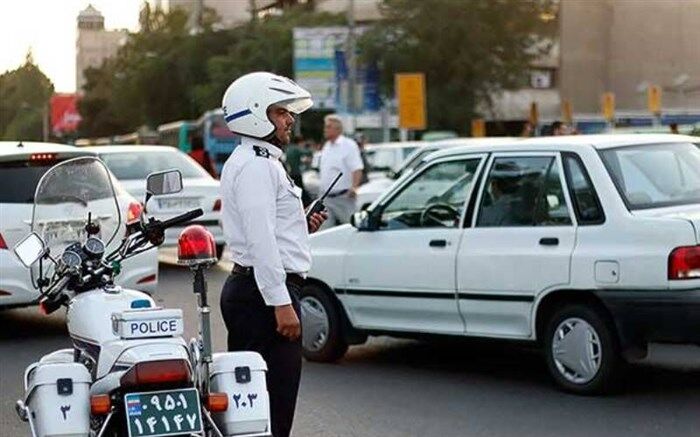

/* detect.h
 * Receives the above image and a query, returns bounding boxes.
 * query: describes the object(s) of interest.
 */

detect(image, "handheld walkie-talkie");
[306,172,343,219]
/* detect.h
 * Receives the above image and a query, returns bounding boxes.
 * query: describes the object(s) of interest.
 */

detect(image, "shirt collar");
[327,135,345,146]
[241,136,283,159]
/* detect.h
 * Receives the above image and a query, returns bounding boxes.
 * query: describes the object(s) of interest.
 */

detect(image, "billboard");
[50,93,81,136]
[293,26,378,112]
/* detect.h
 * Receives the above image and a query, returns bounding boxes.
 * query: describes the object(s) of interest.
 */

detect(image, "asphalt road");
[1,253,699,437]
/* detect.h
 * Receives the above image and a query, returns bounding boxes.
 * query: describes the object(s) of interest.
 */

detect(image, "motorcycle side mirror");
[145,169,183,205]
[13,233,46,268]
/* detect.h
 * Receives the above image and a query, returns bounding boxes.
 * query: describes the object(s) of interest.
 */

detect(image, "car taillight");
[0,232,7,249]
[205,393,228,412]
[669,245,700,280]
[90,394,111,415]
[213,198,222,211]
[136,274,157,284]
[126,202,144,225]
[120,359,191,388]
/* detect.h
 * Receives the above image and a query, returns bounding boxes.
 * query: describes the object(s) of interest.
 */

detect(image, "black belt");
[231,264,306,288]
[326,189,348,198]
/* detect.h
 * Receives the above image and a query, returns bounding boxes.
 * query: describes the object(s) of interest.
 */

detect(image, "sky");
[0,0,144,93]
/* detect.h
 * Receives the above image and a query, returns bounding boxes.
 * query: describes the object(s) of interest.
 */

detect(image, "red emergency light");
[177,225,217,266]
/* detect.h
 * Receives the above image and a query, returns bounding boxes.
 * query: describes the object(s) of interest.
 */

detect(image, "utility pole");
[346,0,356,134]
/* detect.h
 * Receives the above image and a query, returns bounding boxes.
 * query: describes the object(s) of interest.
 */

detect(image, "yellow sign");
[561,100,573,124]
[471,119,486,137]
[396,73,427,130]
[602,92,615,121]
[528,102,539,126]
[647,85,662,114]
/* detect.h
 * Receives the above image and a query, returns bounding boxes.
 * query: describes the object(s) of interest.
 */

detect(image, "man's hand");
[307,211,328,233]
[347,186,358,199]
[275,304,301,340]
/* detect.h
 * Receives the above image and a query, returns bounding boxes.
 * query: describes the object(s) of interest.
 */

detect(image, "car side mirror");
[13,233,46,268]
[351,210,378,231]
[145,169,183,205]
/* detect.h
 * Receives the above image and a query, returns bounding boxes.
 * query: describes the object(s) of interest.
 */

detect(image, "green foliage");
[360,0,556,133]
[0,52,54,140]
[79,5,342,137]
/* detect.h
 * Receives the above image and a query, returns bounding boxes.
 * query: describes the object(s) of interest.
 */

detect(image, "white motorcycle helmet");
[221,72,313,140]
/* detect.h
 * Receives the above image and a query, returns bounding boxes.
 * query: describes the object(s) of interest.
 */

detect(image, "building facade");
[560,0,700,114]
[76,4,127,93]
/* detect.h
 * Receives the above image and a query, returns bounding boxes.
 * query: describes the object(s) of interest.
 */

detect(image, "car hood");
[309,224,354,250]
[632,205,700,244]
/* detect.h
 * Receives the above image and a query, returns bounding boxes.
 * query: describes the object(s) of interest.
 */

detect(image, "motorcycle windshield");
[31,157,124,278]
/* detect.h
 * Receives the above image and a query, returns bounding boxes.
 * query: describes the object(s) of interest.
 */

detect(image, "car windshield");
[365,147,418,172]
[99,149,209,180]
[600,142,700,210]
[396,147,438,178]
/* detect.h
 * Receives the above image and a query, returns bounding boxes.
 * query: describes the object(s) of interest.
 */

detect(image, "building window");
[530,68,556,89]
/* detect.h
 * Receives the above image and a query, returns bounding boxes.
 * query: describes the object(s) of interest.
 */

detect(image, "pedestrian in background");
[550,120,567,136]
[318,114,364,230]
[219,72,327,437]
[354,132,370,185]
[188,135,218,178]
[284,135,312,205]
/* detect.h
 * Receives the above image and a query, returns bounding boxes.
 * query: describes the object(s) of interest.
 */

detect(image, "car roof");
[0,141,80,155]
[365,141,426,150]
[0,141,96,161]
[426,134,699,161]
[82,144,181,154]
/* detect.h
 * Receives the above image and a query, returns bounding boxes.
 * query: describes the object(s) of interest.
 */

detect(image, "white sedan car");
[0,142,158,309]
[302,134,700,394]
[85,145,225,259]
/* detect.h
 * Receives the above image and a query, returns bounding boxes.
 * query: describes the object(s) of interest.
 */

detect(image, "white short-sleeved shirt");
[220,137,311,306]
[319,135,364,194]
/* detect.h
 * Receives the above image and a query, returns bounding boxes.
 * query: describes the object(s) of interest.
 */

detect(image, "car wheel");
[300,283,348,362]
[215,244,225,260]
[544,304,621,395]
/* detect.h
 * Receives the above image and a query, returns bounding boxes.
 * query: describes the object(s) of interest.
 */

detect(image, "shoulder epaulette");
[253,146,270,158]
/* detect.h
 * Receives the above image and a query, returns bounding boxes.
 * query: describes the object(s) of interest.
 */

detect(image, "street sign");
[602,92,615,121]
[395,73,426,130]
[647,85,662,115]
[561,100,573,124]
[471,119,486,137]
[528,102,539,126]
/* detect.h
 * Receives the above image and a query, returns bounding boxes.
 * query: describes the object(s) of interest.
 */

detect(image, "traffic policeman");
[218,72,327,437]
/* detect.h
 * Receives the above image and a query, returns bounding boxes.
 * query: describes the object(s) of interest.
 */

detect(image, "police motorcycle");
[12,157,271,437]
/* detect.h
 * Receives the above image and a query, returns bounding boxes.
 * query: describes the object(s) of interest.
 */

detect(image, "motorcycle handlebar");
[159,208,204,229]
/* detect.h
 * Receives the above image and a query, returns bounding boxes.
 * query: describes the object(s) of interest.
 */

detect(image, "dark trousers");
[220,273,302,437]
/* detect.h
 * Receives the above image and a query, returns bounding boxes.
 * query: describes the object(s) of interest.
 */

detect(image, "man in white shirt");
[219,72,327,437]
[318,114,365,230]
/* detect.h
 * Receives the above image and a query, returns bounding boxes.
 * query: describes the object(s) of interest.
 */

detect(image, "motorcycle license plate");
[124,388,202,437]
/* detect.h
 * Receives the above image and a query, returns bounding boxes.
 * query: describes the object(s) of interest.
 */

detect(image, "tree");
[78,5,343,138]
[0,52,54,141]
[360,0,556,133]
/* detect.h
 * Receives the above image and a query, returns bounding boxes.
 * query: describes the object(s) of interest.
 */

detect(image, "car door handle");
[429,239,447,248]
[539,237,559,246]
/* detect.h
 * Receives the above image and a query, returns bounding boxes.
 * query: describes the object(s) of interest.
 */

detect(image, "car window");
[600,142,700,209]
[477,156,572,227]
[99,150,209,180]
[563,154,604,224]
[380,158,481,229]
[0,157,99,203]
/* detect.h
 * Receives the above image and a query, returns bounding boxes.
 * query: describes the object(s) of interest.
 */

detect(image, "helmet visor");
[278,97,313,114]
